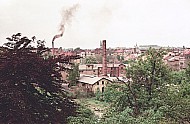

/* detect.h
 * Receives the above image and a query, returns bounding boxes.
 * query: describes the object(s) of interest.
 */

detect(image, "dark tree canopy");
[67,63,80,87]
[0,33,79,123]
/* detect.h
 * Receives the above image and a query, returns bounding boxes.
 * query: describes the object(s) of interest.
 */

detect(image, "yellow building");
[77,75,113,93]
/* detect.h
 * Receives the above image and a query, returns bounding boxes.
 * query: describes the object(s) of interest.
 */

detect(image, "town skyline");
[1,0,190,49]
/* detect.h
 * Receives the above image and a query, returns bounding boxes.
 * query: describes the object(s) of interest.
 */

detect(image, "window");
[97,82,99,85]
[102,81,104,85]
[102,87,105,93]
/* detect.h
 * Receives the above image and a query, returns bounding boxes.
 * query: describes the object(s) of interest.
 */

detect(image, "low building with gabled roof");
[77,75,113,93]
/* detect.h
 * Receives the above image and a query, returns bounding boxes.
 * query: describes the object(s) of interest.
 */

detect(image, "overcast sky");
[0,0,190,49]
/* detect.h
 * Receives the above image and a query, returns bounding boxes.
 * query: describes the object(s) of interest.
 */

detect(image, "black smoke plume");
[52,4,79,42]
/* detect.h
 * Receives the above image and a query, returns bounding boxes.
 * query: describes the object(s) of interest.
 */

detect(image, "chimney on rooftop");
[102,40,107,76]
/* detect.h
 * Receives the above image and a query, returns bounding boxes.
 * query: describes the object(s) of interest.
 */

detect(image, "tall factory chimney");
[52,41,55,57]
[102,40,107,76]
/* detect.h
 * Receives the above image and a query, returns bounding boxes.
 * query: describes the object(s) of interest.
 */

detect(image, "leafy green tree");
[0,33,78,123]
[101,107,163,124]
[74,47,81,55]
[99,48,190,123]
[68,105,98,124]
[121,56,124,61]
[95,54,102,64]
[74,47,81,52]
[157,63,190,123]
[185,63,190,81]
[115,48,170,115]
[159,82,190,123]
[102,84,123,103]
[68,63,80,87]
[170,70,186,84]
[95,88,103,101]
[117,55,121,61]
[97,48,169,123]
[67,48,190,123]
[85,56,97,64]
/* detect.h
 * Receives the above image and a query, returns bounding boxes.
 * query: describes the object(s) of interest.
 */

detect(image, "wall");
[92,79,110,93]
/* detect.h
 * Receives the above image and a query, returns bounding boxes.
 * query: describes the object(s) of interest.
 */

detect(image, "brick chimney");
[52,41,55,58]
[102,40,107,76]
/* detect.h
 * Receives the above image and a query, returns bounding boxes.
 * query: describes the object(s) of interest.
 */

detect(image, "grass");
[75,97,109,118]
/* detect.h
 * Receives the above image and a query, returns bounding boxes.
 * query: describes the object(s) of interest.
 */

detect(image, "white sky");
[0,0,190,49]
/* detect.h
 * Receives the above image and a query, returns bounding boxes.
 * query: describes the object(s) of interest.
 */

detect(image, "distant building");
[79,63,127,77]
[183,48,190,68]
[77,75,113,93]
[163,49,188,70]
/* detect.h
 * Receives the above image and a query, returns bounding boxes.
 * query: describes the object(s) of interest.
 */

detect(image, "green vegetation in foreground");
[1,34,189,124]
[68,48,190,124]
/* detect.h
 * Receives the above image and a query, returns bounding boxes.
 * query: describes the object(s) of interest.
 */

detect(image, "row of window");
[97,81,104,85]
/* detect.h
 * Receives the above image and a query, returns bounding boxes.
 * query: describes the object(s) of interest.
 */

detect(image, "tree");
[117,55,121,61]
[185,63,190,81]
[95,54,102,64]
[74,47,81,52]
[95,48,169,123]
[158,81,190,123]
[85,56,97,64]
[0,33,78,123]
[68,63,80,87]
[114,48,170,115]
[99,83,123,103]
[98,48,190,123]
[121,56,124,61]
[68,105,98,124]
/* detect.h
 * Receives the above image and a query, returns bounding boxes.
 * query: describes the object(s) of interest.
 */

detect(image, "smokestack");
[52,4,79,56]
[52,41,55,57]
[102,40,107,76]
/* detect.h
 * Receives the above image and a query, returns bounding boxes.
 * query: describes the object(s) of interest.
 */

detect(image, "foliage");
[67,47,190,123]
[74,88,94,98]
[98,48,190,123]
[121,56,124,61]
[99,84,123,103]
[101,107,163,124]
[68,105,98,124]
[0,33,78,123]
[159,78,190,123]
[95,54,102,64]
[116,55,120,61]
[85,56,97,64]
[68,63,80,87]
[116,48,170,115]
[185,62,190,81]
[116,55,124,62]
[74,47,81,52]
[170,70,186,84]
[95,88,103,101]
[123,59,135,64]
